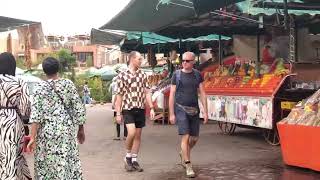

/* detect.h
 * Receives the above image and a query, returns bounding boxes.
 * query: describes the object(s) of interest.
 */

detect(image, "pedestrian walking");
[115,51,155,172]
[111,73,127,140]
[27,57,86,179]
[0,52,32,180]
[168,51,208,178]
[83,81,91,104]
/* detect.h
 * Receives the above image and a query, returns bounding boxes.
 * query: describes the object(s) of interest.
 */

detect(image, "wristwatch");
[116,112,122,116]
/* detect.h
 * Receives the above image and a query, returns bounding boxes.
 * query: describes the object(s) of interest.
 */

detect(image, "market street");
[25,104,320,180]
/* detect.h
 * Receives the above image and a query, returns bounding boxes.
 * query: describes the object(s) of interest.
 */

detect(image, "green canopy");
[85,66,113,77]
[126,32,232,44]
[182,34,231,42]
[85,67,102,77]
[101,70,117,81]
[126,32,178,44]
[112,64,127,72]
[141,65,167,73]
[237,0,320,16]
[85,65,127,80]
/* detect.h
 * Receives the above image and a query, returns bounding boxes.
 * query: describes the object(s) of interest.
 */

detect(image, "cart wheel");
[263,128,280,146]
[218,122,236,135]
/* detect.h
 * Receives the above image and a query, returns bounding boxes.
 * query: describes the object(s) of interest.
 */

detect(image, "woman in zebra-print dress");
[0,52,32,180]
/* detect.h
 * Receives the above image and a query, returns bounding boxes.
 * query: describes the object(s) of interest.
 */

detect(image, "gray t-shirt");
[171,70,203,107]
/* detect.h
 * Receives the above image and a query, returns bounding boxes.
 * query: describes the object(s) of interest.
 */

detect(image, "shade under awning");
[192,0,245,15]
[0,16,39,32]
[100,0,248,32]
[156,0,320,38]
[90,28,126,45]
[100,0,195,32]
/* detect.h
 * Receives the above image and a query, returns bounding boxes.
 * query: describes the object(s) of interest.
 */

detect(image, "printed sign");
[201,95,273,129]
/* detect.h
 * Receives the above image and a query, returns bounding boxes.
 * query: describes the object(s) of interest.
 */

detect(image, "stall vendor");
[262,45,276,64]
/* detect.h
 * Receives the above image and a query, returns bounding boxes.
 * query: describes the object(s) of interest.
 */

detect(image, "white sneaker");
[179,151,186,168]
[185,163,195,178]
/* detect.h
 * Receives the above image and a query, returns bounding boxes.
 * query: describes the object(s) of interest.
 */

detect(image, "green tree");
[57,49,76,81]
[35,52,59,68]
[86,55,93,67]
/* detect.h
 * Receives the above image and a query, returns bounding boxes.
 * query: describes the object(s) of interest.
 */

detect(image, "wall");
[107,46,122,65]
[233,35,262,61]
[30,47,52,64]
[0,30,18,54]
[297,28,320,62]
[0,23,45,63]
[16,23,45,51]
[96,45,106,67]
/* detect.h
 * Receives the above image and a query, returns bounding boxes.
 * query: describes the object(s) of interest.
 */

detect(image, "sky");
[1,0,131,36]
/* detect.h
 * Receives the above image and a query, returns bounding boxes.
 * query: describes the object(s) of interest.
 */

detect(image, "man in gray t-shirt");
[169,51,208,178]
[171,70,203,107]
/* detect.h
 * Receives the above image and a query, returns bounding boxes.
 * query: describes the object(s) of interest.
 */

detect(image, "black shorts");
[122,108,146,128]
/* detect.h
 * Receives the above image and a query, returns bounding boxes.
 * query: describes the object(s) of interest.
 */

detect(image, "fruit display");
[273,58,290,76]
[203,58,291,96]
[279,89,320,126]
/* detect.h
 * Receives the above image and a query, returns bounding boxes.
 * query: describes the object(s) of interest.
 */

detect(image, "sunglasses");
[182,60,194,63]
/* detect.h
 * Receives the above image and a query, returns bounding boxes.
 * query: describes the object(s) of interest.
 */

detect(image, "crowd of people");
[0,50,208,179]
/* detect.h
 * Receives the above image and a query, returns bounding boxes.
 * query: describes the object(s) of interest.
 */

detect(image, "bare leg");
[125,124,136,151]
[181,134,190,162]
[187,136,199,161]
[131,128,144,172]
[131,128,142,154]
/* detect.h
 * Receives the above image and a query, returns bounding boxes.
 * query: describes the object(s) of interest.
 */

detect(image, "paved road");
[25,104,320,180]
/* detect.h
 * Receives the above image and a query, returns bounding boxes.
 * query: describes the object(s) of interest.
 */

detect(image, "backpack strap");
[46,81,73,120]
[175,69,182,90]
[192,68,201,86]
[176,69,202,90]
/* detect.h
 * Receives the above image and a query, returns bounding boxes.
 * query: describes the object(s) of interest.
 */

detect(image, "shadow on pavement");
[153,159,320,180]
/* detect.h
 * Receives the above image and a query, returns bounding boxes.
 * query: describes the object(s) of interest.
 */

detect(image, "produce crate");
[277,123,320,171]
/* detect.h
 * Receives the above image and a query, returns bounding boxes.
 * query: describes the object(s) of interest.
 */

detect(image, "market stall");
[99,0,320,144]
[148,68,171,124]
[201,57,291,144]
[151,0,320,145]
[278,88,320,171]
[200,55,319,145]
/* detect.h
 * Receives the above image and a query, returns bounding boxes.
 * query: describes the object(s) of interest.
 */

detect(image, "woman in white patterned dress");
[27,57,86,180]
[0,52,32,180]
